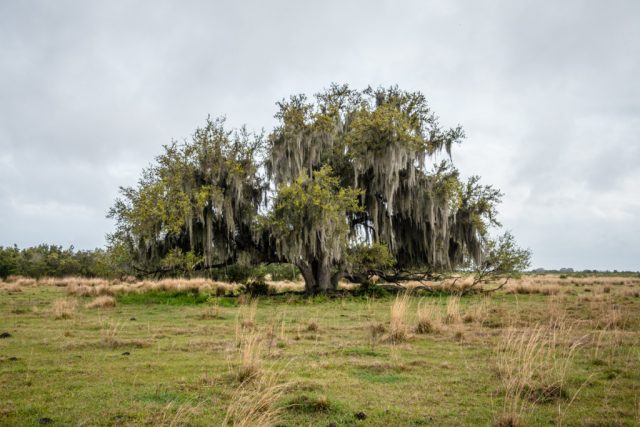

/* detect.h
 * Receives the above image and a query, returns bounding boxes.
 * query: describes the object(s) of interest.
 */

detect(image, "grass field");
[1,275,639,426]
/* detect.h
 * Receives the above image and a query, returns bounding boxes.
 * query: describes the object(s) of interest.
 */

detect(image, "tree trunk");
[297,256,336,294]
[297,262,316,294]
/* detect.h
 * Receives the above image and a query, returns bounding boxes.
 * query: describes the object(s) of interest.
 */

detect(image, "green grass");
[117,290,212,305]
[1,284,639,426]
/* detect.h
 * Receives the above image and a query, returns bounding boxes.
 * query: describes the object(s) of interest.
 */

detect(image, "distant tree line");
[0,245,116,279]
[0,244,303,282]
[530,268,639,277]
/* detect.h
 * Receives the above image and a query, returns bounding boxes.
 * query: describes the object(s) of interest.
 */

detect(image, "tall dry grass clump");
[597,301,629,330]
[388,293,410,343]
[463,296,491,324]
[156,401,200,427]
[86,295,116,309]
[495,322,581,425]
[240,299,258,329]
[40,276,110,288]
[415,299,440,334]
[237,332,262,382]
[62,276,238,297]
[0,283,22,293]
[199,303,221,320]
[4,275,37,286]
[51,298,78,319]
[368,322,386,348]
[444,296,461,324]
[223,370,289,427]
[505,279,562,296]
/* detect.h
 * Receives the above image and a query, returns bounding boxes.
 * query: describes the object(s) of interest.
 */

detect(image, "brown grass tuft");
[223,370,289,427]
[85,296,116,308]
[5,275,37,286]
[0,283,22,293]
[237,332,262,383]
[444,296,461,324]
[51,298,78,319]
[463,296,491,325]
[368,322,386,348]
[493,413,525,427]
[288,394,331,413]
[199,304,222,320]
[306,320,319,332]
[240,299,258,329]
[415,300,439,334]
[506,283,560,295]
[388,293,410,343]
[496,322,580,422]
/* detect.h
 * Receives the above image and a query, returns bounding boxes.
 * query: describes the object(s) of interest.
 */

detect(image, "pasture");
[1,275,639,426]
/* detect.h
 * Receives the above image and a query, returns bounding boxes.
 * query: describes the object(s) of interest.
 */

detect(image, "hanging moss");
[109,117,267,275]
[268,84,496,275]
[109,85,508,291]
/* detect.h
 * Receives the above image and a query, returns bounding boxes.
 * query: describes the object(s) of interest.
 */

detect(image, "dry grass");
[388,293,410,343]
[493,412,525,427]
[3,275,37,286]
[240,299,258,329]
[306,320,319,332]
[622,288,640,298]
[0,283,22,293]
[368,322,386,348]
[463,296,491,324]
[93,319,149,349]
[85,296,116,308]
[199,304,222,320]
[223,370,289,427]
[156,401,200,427]
[496,321,581,424]
[237,332,262,382]
[597,301,629,330]
[444,296,461,324]
[62,277,238,297]
[51,298,78,319]
[5,273,640,300]
[506,283,561,295]
[415,300,440,334]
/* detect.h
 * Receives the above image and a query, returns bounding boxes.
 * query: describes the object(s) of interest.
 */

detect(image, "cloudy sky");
[1,1,638,271]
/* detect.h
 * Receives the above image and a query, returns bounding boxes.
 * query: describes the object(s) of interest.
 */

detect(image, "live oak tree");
[109,84,530,294]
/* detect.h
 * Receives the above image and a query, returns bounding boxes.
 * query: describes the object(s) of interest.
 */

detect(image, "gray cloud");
[1,0,638,270]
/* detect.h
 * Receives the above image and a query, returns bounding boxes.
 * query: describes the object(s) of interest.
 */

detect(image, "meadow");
[1,274,639,426]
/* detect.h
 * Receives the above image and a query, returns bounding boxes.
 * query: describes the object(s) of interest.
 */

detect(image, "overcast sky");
[1,1,638,271]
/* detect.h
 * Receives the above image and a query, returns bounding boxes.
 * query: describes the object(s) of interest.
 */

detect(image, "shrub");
[358,282,390,298]
[242,278,270,296]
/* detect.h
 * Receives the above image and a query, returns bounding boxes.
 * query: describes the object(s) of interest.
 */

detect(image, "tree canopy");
[108,84,529,293]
